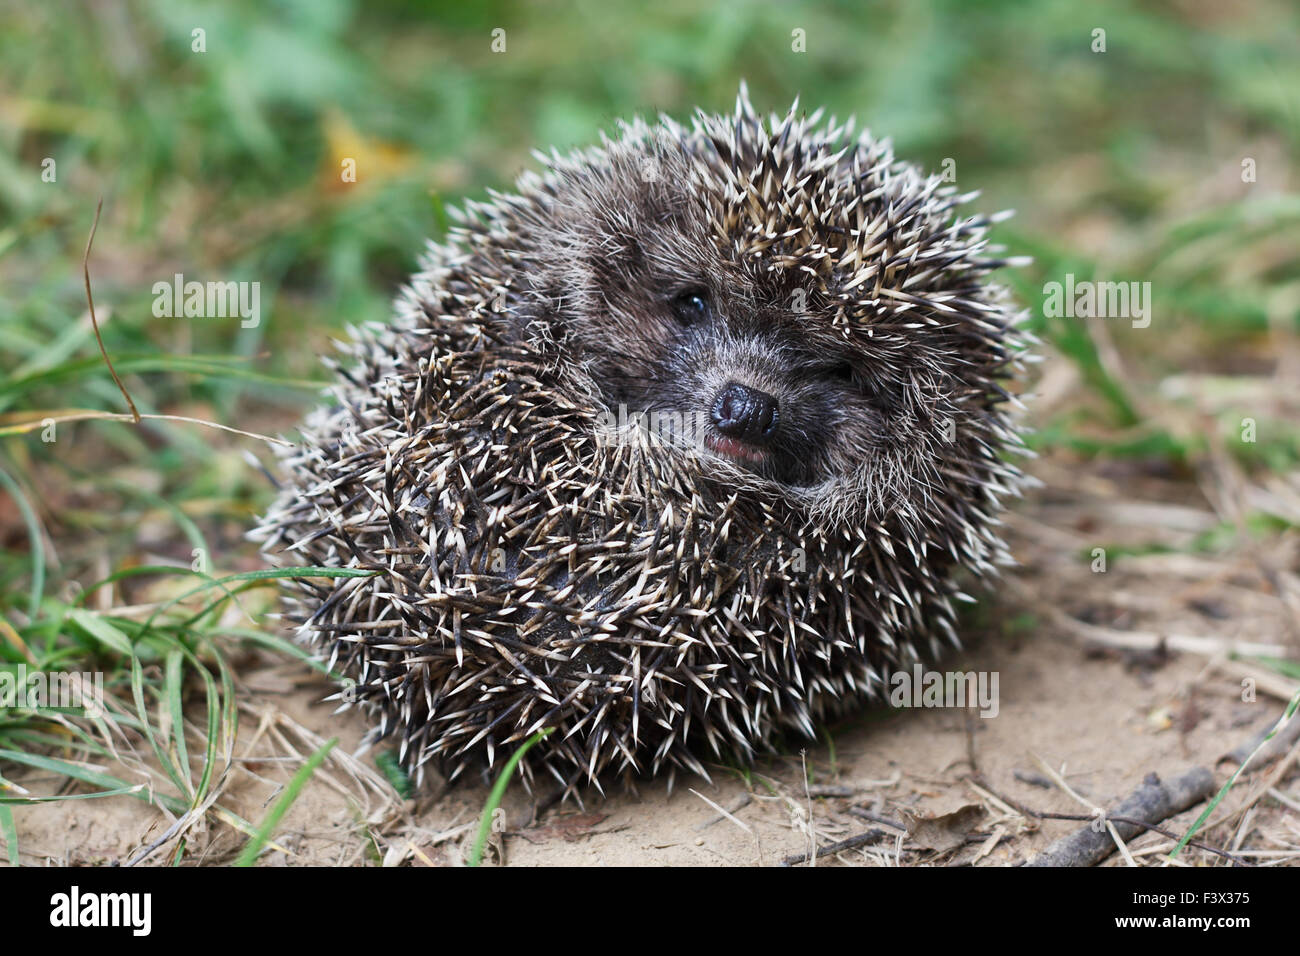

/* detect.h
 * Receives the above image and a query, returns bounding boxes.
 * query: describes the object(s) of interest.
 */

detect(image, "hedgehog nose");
[711,383,779,444]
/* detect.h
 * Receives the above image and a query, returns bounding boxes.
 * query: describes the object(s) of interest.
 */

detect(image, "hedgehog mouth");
[703,431,820,487]
[704,433,769,464]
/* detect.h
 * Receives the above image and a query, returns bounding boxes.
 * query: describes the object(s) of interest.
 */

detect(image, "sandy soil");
[10,445,1299,867]
[11,616,1288,867]
[8,351,1300,866]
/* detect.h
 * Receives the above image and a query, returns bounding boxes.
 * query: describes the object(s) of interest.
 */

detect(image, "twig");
[780,829,887,866]
[804,784,858,798]
[1220,704,1300,767]
[1023,768,1218,867]
[694,791,752,830]
[69,199,294,450]
[846,807,907,831]
[689,789,751,833]
[83,198,140,423]
[1026,810,1247,866]
[1032,754,1137,865]
[1014,769,1054,789]
[0,411,292,447]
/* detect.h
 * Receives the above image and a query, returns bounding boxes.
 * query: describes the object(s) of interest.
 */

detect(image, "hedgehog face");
[521,137,965,508]
[587,282,887,489]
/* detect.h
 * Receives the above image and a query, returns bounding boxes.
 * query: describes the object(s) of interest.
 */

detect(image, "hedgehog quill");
[254,85,1032,798]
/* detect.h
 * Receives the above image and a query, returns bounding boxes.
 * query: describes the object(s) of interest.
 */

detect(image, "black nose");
[711,382,780,444]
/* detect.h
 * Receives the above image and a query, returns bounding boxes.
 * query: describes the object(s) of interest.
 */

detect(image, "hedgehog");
[254,84,1032,798]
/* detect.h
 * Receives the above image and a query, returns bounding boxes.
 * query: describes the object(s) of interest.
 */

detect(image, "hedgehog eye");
[812,362,857,386]
[670,288,711,325]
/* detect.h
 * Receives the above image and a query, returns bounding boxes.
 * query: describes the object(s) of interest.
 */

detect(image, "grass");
[0,558,374,863]
[466,728,553,867]
[1173,687,1300,858]
[373,750,414,800]
[1,0,1298,865]
[234,735,337,866]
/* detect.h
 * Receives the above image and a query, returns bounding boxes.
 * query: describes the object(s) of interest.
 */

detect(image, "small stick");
[1023,768,1217,867]
[804,784,857,798]
[1014,769,1054,789]
[694,791,752,830]
[1,411,291,447]
[1032,754,1137,865]
[780,828,887,866]
[1220,708,1300,767]
[83,197,140,423]
[846,807,907,831]
[1023,810,1247,866]
[690,789,752,833]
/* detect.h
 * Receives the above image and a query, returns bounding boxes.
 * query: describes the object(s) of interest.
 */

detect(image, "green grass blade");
[234,737,337,867]
[129,654,192,799]
[1172,688,1300,858]
[1,785,152,804]
[467,727,553,867]
[0,748,187,815]
[164,649,191,793]
[65,608,133,656]
[140,567,377,638]
[0,354,324,407]
[189,651,227,809]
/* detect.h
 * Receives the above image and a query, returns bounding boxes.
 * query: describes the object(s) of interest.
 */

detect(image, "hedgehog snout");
[711,382,780,445]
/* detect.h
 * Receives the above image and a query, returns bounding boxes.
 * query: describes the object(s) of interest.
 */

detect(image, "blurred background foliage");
[2,0,1297,427]
[0,0,1297,713]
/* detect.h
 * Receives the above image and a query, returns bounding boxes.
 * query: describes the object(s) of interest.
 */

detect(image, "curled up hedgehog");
[254,84,1032,798]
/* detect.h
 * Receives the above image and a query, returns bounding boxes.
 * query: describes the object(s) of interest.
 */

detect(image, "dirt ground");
[11,389,1300,866]
[5,353,1294,868]
[12,609,1292,867]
